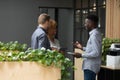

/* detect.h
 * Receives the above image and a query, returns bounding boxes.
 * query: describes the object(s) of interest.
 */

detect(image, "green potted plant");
[0,41,27,52]
[0,41,74,80]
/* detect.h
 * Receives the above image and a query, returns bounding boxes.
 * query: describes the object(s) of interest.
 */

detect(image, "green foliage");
[0,47,73,80]
[102,38,120,65]
[0,41,27,51]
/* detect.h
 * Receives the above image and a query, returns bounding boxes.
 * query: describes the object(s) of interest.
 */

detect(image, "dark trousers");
[84,69,96,80]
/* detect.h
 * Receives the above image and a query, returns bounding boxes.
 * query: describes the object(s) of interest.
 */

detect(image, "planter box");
[0,62,61,80]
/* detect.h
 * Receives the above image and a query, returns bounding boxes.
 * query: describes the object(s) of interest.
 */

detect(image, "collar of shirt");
[89,28,98,35]
[38,25,47,33]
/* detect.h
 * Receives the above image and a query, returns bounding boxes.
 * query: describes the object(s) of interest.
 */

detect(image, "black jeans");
[84,69,96,80]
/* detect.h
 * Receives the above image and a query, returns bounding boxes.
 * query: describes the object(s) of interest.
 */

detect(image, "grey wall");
[0,0,73,47]
[58,9,74,52]
[48,9,55,19]
[58,9,74,80]
[38,0,73,8]
[0,0,41,46]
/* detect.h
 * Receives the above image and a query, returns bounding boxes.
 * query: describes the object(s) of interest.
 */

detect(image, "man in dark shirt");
[31,13,51,49]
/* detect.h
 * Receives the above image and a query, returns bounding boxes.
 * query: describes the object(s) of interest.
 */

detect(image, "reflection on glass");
[82,0,88,8]
[76,0,81,9]
[98,7,106,36]
[90,0,96,7]
[82,10,88,14]
[98,0,106,6]
[98,23,101,28]
[82,10,88,27]
[89,9,93,12]
[103,0,106,5]
[103,0,106,8]
[39,8,48,14]
[74,0,106,45]
[76,10,81,23]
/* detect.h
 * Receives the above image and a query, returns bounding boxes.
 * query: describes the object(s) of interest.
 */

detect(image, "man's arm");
[82,34,102,58]
[82,47,86,51]
[38,34,48,49]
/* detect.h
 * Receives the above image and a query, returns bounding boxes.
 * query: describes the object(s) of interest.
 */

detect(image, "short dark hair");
[86,15,99,26]
[38,13,50,24]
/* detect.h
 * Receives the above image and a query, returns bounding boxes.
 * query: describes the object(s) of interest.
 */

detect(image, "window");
[74,0,106,46]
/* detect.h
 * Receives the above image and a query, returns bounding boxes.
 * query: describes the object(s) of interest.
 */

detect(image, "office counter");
[98,65,120,80]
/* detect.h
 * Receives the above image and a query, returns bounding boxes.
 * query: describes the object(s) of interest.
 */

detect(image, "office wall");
[58,9,74,52]
[38,0,73,8]
[0,0,41,46]
[0,0,73,47]
[58,9,74,80]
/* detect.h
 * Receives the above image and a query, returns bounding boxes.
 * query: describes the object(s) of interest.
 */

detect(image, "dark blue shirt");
[31,26,51,50]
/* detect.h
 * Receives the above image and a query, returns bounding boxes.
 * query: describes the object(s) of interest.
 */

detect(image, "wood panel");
[0,62,61,80]
[106,0,120,38]
[74,48,84,80]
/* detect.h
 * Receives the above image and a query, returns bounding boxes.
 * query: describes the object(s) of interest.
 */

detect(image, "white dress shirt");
[82,28,102,73]
[49,39,61,50]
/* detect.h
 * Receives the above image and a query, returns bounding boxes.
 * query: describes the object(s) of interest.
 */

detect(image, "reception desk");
[98,65,120,80]
[0,62,61,80]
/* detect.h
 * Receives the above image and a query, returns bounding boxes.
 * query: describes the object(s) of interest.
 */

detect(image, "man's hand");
[73,53,82,58]
[51,47,58,51]
[73,41,83,49]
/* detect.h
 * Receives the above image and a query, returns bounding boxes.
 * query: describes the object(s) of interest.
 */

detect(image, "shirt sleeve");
[82,34,101,58]
[83,47,86,51]
[56,39,61,50]
[38,33,48,49]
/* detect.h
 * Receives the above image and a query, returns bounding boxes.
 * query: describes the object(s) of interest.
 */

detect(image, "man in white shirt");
[73,15,102,80]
